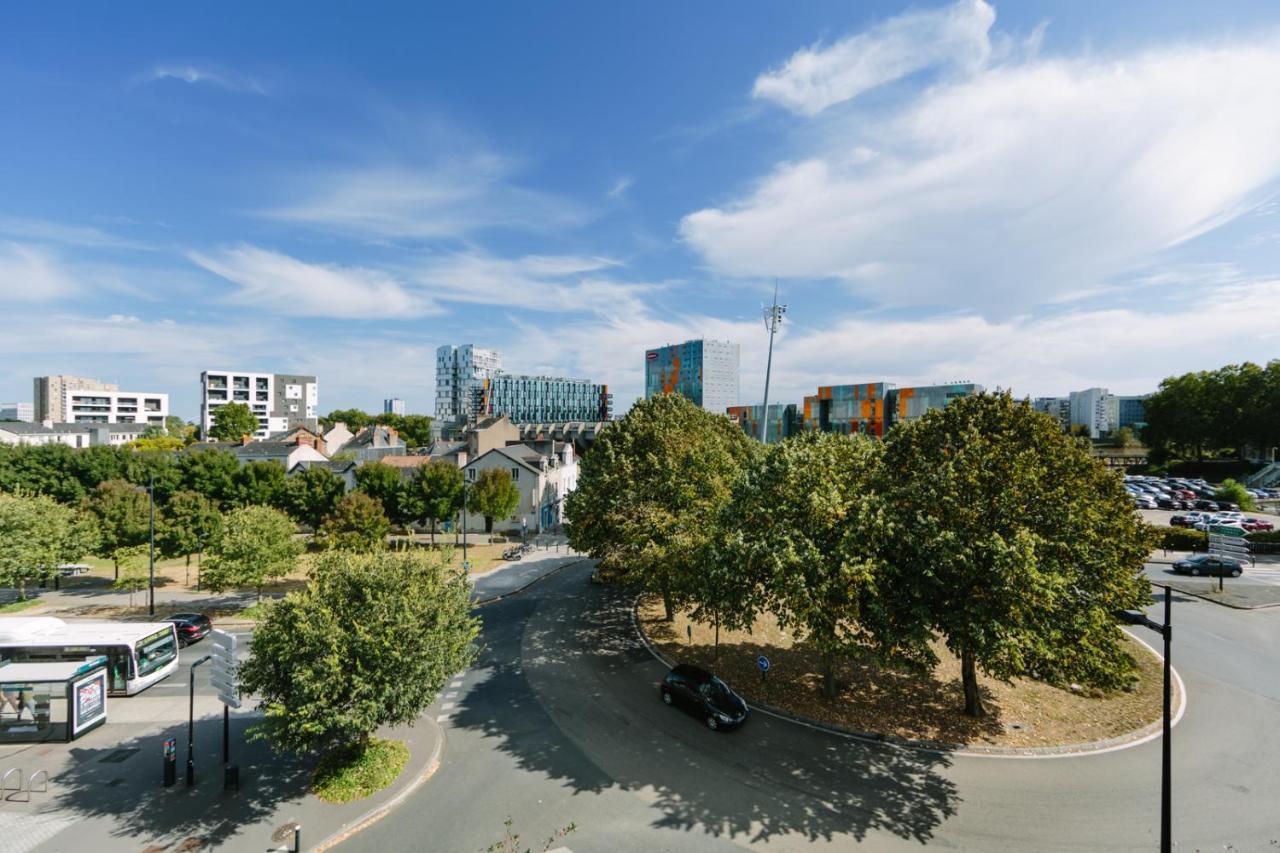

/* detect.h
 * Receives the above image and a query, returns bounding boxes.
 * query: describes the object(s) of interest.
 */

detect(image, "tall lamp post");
[759,282,787,445]
[187,654,213,786]
[1116,585,1173,853]
[461,482,469,573]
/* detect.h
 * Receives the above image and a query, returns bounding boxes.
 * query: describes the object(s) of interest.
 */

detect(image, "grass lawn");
[310,737,409,803]
[0,598,41,614]
[639,595,1171,749]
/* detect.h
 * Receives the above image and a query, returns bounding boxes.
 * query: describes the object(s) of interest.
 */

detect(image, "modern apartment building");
[1033,397,1071,429]
[435,345,503,424]
[63,389,168,425]
[384,398,406,416]
[1117,395,1149,430]
[200,370,318,439]
[727,403,799,443]
[1069,388,1114,439]
[33,375,116,422]
[644,339,740,414]
[0,402,34,422]
[800,381,984,437]
[476,374,612,423]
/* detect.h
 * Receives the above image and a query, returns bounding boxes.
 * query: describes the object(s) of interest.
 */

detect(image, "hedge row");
[1154,526,1207,552]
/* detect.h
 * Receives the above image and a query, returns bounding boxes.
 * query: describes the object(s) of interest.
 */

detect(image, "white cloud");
[190,244,440,319]
[686,33,1280,314]
[147,65,265,94]
[0,216,152,251]
[752,0,995,116]
[608,176,634,199]
[0,242,78,301]
[261,156,588,240]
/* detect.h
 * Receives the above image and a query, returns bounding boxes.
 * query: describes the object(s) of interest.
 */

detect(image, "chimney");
[241,433,253,446]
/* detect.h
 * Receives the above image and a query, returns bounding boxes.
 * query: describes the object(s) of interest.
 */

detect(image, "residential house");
[288,459,359,491]
[461,440,577,533]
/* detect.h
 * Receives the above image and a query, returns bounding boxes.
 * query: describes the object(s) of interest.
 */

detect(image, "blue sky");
[3,0,1280,420]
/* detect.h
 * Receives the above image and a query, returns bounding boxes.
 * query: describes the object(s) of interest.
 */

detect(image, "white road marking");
[440,702,454,710]
[435,713,451,723]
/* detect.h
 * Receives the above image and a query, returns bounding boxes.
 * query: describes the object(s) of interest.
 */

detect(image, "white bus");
[0,617,179,696]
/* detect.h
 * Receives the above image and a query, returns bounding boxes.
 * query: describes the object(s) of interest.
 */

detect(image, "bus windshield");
[135,629,177,678]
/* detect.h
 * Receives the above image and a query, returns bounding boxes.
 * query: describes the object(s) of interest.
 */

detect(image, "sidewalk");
[471,546,586,604]
[0,709,442,853]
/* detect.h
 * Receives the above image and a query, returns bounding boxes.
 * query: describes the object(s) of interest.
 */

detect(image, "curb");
[472,556,589,607]
[1157,585,1280,610]
[629,594,1186,760]
[312,717,447,852]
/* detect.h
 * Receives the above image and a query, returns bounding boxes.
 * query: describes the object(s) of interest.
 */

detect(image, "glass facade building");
[801,382,983,436]
[1117,395,1148,429]
[476,374,612,423]
[727,403,799,443]
[644,339,740,414]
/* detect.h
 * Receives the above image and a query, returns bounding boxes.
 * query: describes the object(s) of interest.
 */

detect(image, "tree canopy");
[469,468,521,534]
[319,492,389,552]
[203,505,302,601]
[238,548,479,753]
[228,460,287,508]
[406,460,463,543]
[283,465,347,529]
[0,492,97,599]
[353,461,408,524]
[209,402,260,441]
[82,478,150,576]
[159,490,223,566]
[1143,360,1280,461]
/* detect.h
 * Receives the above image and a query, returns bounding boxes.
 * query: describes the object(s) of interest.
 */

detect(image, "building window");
[511,467,520,481]
[467,469,477,481]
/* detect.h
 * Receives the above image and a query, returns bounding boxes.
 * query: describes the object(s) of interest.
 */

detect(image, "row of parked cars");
[1123,475,1280,511]
[1169,511,1274,533]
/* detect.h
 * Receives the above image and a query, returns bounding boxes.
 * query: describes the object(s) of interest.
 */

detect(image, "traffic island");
[1159,579,1280,609]
[635,593,1179,754]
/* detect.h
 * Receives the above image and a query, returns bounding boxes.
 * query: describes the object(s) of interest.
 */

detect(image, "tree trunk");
[661,588,675,622]
[484,516,494,534]
[17,577,26,601]
[430,519,437,546]
[256,584,262,604]
[714,614,720,665]
[821,651,838,700]
[961,647,985,717]
[186,553,192,566]
[113,556,119,581]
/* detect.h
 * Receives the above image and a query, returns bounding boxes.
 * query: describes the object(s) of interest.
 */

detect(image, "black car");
[660,664,749,731]
[164,613,213,646]
[1171,555,1244,578]
[1193,499,1218,511]
[1169,514,1192,528]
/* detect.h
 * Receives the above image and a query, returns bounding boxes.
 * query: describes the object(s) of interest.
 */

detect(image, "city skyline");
[4,2,1280,418]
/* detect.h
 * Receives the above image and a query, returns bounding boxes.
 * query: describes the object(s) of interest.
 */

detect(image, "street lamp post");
[187,654,212,786]
[759,282,787,445]
[147,475,156,616]
[1116,586,1173,853]
[461,483,469,572]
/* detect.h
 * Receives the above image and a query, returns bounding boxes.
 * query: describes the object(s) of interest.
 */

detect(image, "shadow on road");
[451,568,960,846]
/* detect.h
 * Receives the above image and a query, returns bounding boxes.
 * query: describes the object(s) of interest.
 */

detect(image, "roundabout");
[345,561,1280,852]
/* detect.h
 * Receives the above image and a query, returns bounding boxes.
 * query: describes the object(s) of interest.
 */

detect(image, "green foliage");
[159,490,223,564]
[238,548,479,753]
[1156,526,1206,552]
[0,443,88,504]
[177,448,240,504]
[874,393,1153,716]
[209,402,260,441]
[283,466,347,530]
[0,492,96,599]
[322,408,373,431]
[566,393,759,618]
[469,468,521,533]
[165,416,196,442]
[203,505,302,601]
[228,460,287,508]
[1110,426,1136,448]
[1144,360,1280,460]
[309,737,409,803]
[83,479,150,575]
[1249,530,1280,543]
[130,435,186,452]
[374,413,433,447]
[111,545,150,607]
[319,492,389,552]
[406,461,463,542]
[353,461,409,524]
[1215,478,1256,511]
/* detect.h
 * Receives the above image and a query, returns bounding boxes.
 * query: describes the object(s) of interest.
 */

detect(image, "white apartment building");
[1068,387,1115,439]
[384,397,406,416]
[200,370,318,439]
[435,345,502,424]
[0,402,34,422]
[33,375,117,422]
[63,389,168,425]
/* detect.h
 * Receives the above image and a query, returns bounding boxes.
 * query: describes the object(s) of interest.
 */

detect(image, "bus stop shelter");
[0,657,108,743]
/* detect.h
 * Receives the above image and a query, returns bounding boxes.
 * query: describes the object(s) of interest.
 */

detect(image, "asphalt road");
[347,563,1280,852]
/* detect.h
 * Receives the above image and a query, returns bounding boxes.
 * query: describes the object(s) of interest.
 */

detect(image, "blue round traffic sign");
[757,655,770,672]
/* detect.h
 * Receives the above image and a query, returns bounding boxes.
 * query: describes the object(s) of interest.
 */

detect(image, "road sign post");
[757,655,770,685]
[209,630,241,790]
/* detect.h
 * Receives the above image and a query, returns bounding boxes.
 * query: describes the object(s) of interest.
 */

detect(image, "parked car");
[1171,555,1245,577]
[1243,518,1275,532]
[1169,514,1193,528]
[1135,497,1157,509]
[1193,499,1219,511]
[659,664,749,731]
[163,613,213,646]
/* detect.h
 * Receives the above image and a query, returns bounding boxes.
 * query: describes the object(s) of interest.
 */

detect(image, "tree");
[283,466,347,530]
[354,461,408,523]
[321,408,373,431]
[209,402,259,441]
[407,461,463,544]
[228,461,287,508]
[159,490,223,574]
[469,468,520,534]
[566,394,758,620]
[0,492,97,599]
[111,545,149,608]
[177,448,240,505]
[1109,426,1136,448]
[1215,478,1256,511]
[720,432,884,696]
[374,413,434,447]
[874,393,1152,717]
[68,446,130,496]
[203,505,302,602]
[83,479,150,578]
[130,435,186,452]
[165,415,196,443]
[0,443,87,504]
[238,549,479,753]
[318,492,389,552]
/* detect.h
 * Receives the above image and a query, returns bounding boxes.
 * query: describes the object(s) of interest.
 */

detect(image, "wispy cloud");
[753,0,995,116]
[190,244,441,319]
[607,176,634,199]
[260,155,590,240]
[0,216,152,251]
[145,64,265,95]
[0,242,79,301]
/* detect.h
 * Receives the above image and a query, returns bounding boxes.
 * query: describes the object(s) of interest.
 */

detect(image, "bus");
[0,617,179,696]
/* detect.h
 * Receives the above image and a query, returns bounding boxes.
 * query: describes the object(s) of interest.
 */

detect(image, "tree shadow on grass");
[451,565,961,846]
[46,714,311,849]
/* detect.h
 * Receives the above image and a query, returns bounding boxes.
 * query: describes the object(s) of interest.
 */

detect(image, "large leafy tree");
[875,393,1152,717]
[354,461,408,523]
[159,490,224,568]
[318,492,389,552]
[0,443,86,504]
[228,461,288,508]
[321,408,373,431]
[374,413,434,447]
[203,505,302,602]
[566,393,758,619]
[468,468,521,534]
[177,448,240,504]
[209,402,260,441]
[1143,359,1280,461]
[125,451,182,503]
[0,492,97,599]
[67,446,130,496]
[719,431,884,697]
[83,478,151,578]
[238,549,479,753]
[283,466,347,530]
[406,460,463,544]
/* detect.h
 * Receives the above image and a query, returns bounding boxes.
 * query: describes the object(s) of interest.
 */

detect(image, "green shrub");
[1248,530,1280,544]
[1215,478,1256,511]
[1156,526,1206,552]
